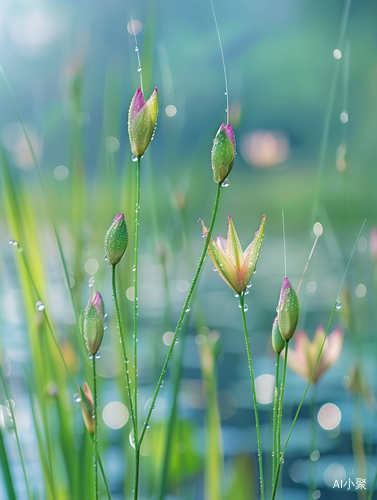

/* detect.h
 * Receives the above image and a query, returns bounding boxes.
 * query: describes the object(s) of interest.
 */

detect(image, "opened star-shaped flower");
[201,214,266,294]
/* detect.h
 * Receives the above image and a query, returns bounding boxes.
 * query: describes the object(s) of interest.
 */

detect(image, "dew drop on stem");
[131,155,138,162]
[35,301,45,312]
[335,300,341,310]
[73,393,81,403]
[88,277,95,287]
[222,178,230,187]
[95,351,101,359]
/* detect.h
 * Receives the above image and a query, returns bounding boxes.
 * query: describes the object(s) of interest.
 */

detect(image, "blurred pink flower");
[369,228,377,265]
[285,326,343,384]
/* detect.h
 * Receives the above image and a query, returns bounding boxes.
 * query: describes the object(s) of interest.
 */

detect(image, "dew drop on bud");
[73,393,81,403]
[222,178,230,187]
[200,233,206,238]
[243,304,249,312]
[131,155,138,162]
[95,351,101,359]
[88,277,95,287]
[213,266,217,272]
[88,353,93,359]
[335,301,341,310]
[35,301,45,312]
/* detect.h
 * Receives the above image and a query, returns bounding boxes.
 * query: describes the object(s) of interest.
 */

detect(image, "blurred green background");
[1,0,377,499]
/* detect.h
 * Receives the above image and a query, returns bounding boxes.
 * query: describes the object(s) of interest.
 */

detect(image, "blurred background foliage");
[1,0,377,499]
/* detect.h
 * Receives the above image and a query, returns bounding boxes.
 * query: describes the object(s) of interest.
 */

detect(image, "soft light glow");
[255,374,275,404]
[54,165,69,180]
[102,402,129,429]
[127,20,143,35]
[105,136,120,153]
[323,463,346,487]
[313,222,323,237]
[307,281,317,293]
[357,237,367,252]
[340,111,349,123]
[333,49,342,59]
[195,334,207,345]
[165,105,177,117]
[126,287,135,301]
[318,403,341,430]
[162,331,174,346]
[355,284,367,298]
[242,130,289,168]
[176,280,189,293]
[84,258,99,275]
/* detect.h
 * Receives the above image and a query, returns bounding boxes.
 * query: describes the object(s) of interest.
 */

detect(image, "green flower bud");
[105,214,128,266]
[128,87,158,158]
[271,316,285,353]
[211,123,236,183]
[83,292,105,355]
[276,278,300,341]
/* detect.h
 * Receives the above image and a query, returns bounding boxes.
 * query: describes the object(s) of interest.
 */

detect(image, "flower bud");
[211,123,236,183]
[105,214,128,266]
[83,292,105,355]
[79,382,94,435]
[276,278,300,341]
[128,87,158,158]
[271,316,285,353]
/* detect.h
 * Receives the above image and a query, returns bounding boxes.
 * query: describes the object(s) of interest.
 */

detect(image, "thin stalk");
[139,183,222,447]
[309,385,317,499]
[111,264,136,432]
[277,341,289,472]
[93,357,98,500]
[133,157,141,500]
[0,365,32,500]
[133,157,141,437]
[272,353,280,489]
[367,468,377,500]
[239,293,264,500]
[271,302,337,500]
[98,456,112,500]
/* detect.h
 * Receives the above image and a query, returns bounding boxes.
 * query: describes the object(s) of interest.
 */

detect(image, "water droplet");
[222,178,230,187]
[335,301,341,310]
[132,265,136,272]
[137,67,142,72]
[244,290,249,295]
[95,351,101,359]
[88,277,95,287]
[88,353,93,359]
[243,304,249,312]
[8,239,14,245]
[247,283,252,289]
[146,423,150,429]
[135,47,139,52]
[18,247,23,253]
[35,300,45,311]
[213,266,217,272]
[200,233,206,238]
[132,155,138,162]
[185,306,190,312]
[104,254,109,261]
[197,218,201,223]
[9,240,19,247]
[234,292,239,298]
[224,92,227,95]
[73,393,81,403]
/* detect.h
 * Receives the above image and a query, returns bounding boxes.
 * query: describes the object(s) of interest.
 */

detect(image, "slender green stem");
[277,341,289,464]
[271,302,337,500]
[239,293,264,500]
[112,264,136,432]
[139,183,222,447]
[0,364,32,500]
[98,455,112,500]
[133,157,141,437]
[93,357,98,500]
[367,468,377,500]
[272,353,280,489]
[309,385,317,499]
[132,157,141,500]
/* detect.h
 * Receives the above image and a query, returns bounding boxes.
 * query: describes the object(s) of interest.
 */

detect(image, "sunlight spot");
[313,222,323,237]
[357,237,367,252]
[84,258,99,275]
[255,374,275,404]
[105,136,120,153]
[340,111,348,123]
[176,280,189,293]
[103,402,129,429]
[127,20,143,35]
[355,284,367,298]
[307,281,317,293]
[54,165,69,180]
[126,287,135,301]
[165,105,177,117]
[162,331,174,346]
[318,403,341,430]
